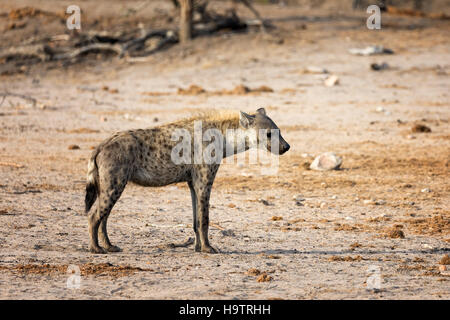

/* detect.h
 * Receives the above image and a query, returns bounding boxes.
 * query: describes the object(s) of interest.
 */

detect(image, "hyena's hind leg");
[98,213,122,252]
[89,168,128,254]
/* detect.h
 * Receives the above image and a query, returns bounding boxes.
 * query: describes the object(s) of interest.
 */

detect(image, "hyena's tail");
[85,149,100,214]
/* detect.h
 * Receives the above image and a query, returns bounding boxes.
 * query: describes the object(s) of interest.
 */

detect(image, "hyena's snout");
[279,137,290,155]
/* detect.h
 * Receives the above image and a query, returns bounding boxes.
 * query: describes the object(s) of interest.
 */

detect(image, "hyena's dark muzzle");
[266,131,290,155]
[279,136,290,155]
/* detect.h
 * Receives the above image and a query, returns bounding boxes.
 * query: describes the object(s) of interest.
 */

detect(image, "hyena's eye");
[267,131,272,139]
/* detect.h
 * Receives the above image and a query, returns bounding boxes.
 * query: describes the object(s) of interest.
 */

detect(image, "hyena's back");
[85,128,190,213]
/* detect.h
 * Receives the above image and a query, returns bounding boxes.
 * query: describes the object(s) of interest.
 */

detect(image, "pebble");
[411,124,431,133]
[324,75,339,87]
[421,188,431,193]
[305,66,329,74]
[370,62,389,71]
[258,199,273,206]
[221,229,235,237]
[293,195,305,202]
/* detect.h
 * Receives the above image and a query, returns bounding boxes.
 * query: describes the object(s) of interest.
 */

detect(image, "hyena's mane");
[167,110,241,132]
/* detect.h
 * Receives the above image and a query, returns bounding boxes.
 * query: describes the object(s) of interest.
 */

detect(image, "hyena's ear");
[239,111,255,128]
[256,108,266,116]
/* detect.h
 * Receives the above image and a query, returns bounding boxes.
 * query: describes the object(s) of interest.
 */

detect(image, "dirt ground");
[0,1,449,299]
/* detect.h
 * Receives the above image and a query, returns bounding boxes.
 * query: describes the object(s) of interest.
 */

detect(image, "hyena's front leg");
[192,180,218,254]
[188,181,201,252]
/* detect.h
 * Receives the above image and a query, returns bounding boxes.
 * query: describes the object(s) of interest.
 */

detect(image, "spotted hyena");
[85,108,290,254]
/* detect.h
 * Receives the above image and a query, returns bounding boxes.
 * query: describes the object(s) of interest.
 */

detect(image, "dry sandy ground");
[0,1,449,299]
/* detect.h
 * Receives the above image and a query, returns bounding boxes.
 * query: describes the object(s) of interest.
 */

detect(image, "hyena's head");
[239,108,290,155]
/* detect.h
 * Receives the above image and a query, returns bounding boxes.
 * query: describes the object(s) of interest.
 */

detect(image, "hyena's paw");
[200,245,219,254]
[105,245,122,253]
[89,246,107,254]
[194,241,201,252]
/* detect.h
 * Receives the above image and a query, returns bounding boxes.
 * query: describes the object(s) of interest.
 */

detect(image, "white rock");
[305,66,329,74]
[421,188,431,193]
[348,45,394,56]
[310,152,342,171]
[324,75,339,87]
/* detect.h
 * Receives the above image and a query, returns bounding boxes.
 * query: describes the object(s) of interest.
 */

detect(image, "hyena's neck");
[170,111,252,159]
[199,117,250,159]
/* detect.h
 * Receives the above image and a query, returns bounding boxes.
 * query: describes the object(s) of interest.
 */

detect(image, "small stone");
[304,66,329,74]
[375,200,386,205]
[407,134,416,139]
[68,144,80,150]
[363,199,375,205]
[348,45,394,56]
[324,75,339,87]
[411,124,431,133]
[371,62,389,71]
[331,195,338,200]
[310,152,342,171]
[258,199,273,206]
[320,202,327,209]
[221,229,235,237]
[421,188,431,193]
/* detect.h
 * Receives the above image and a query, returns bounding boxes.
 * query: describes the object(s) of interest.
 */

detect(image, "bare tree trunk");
[179,0,193,43]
